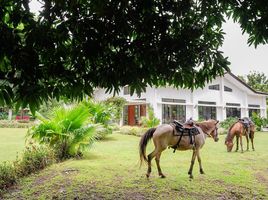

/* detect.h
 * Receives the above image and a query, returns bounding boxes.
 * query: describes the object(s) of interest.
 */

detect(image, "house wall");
[224,78,247,106]
[93,74,267,124]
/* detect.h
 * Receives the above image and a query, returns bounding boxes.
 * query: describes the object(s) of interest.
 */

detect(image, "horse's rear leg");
[188,149,197,179]
[197,150,204,174]
[146,150,157,178]
[235,135,239,152]
[250,133,255,151]
[155,151,166,178]
[245,134,249,151]
[240,135,244,153]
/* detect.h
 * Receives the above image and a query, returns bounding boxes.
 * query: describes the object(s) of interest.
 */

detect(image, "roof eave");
[226,71,268,96]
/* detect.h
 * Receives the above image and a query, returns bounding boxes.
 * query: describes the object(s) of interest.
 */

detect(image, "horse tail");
[139,128,156,166]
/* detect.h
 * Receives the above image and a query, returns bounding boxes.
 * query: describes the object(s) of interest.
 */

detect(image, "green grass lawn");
[1,129,268,199]
[0,128,27,162]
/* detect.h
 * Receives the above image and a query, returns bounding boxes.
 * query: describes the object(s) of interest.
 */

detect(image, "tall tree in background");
[239,71,268,117]
[239,71,268,93]
[1,0,268,112]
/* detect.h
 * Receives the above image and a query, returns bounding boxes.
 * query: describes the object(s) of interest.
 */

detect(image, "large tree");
[1,0,268,113]
[239,71,268,93]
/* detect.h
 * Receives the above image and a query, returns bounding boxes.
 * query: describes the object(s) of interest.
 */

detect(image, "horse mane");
[195,120,213,133]
[225,121,238,142]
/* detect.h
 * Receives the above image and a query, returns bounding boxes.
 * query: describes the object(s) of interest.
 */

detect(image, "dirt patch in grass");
[222,170,235,176]
[255,169,268,193]
[33,170,58,186]
[256,173,268,185]
[216,182,266,200]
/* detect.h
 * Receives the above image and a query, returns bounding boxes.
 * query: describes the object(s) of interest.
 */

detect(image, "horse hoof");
[160,174,166,178]
[146,174,150,178]
[200,170,205,174]
[189,175,194,179]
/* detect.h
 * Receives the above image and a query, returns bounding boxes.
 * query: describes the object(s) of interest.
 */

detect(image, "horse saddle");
[238,118,251,133]
[170,120,200,153]
[172,120,199,136]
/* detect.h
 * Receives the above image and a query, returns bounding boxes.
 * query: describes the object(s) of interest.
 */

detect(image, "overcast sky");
[30,1,268,77]
[221,20,268,77]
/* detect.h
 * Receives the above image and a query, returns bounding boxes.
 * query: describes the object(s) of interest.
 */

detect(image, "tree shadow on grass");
[97,135,118,142]
[82,153,103,161]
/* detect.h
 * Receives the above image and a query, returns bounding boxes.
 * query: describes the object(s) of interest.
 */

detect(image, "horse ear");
[216,120,219,124]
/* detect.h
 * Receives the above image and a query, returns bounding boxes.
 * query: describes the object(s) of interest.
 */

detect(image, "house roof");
[226,72,268,96]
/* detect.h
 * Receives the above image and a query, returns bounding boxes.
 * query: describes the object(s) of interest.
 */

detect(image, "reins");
[204,127,218,138]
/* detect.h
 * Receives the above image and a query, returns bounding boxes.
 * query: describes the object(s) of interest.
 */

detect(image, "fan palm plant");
[83,100,115,138]
[27,104,98,160]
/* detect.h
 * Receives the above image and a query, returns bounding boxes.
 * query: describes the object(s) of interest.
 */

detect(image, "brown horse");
[139,119,219,179]
[225,121,255,152]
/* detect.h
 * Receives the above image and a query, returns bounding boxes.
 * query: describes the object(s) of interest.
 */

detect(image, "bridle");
[205,126,218,140]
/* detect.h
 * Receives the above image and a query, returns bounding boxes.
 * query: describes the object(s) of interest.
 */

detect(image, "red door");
[128,105,135,126]
[140,104,146,117]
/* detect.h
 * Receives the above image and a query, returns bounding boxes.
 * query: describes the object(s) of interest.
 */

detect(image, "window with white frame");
[226,103,241,118]
[224,86,232,92]
[208,84,220,90]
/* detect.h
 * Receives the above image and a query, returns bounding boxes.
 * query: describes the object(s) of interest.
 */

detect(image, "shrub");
[118,126,148,137]
[14,144,55,177]
[83,100,115,138]
[220,117,237,130]
[0,162,17,192]
[27,104,98,160]
[103,97,127,123]
[140,106,160,128]
[0,120,35,128]
[251,112,268,131]
[0,144,55,196]
[0,112,8,120]
[38,99,66,118]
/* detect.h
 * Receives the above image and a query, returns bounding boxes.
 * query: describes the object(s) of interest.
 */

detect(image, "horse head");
[209,120,219,142]
[197,119,219,142]
[225,139,234,152]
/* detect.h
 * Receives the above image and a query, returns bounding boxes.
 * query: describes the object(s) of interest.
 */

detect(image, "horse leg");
[146,150,157,178]
[197,149,204,174]
[155,151,166,178]
[250,134,255,151]
[239,135,244,153]
[245,134,249,151]
[188,149,197,179]
[235,135,239,152]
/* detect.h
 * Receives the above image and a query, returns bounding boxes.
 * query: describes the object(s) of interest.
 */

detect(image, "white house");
[94,72,267,126]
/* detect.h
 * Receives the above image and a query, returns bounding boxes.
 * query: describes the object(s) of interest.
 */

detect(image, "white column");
[157,103,162,124]
[191,91,198,120]
[8,109,12,120]
[262,96,267,118]
[186,105,193,120]
[220,77,225,121]
[186,92,194,120]
[243,92,249,117]
[152,88,161,121]
[119,110,123,126]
